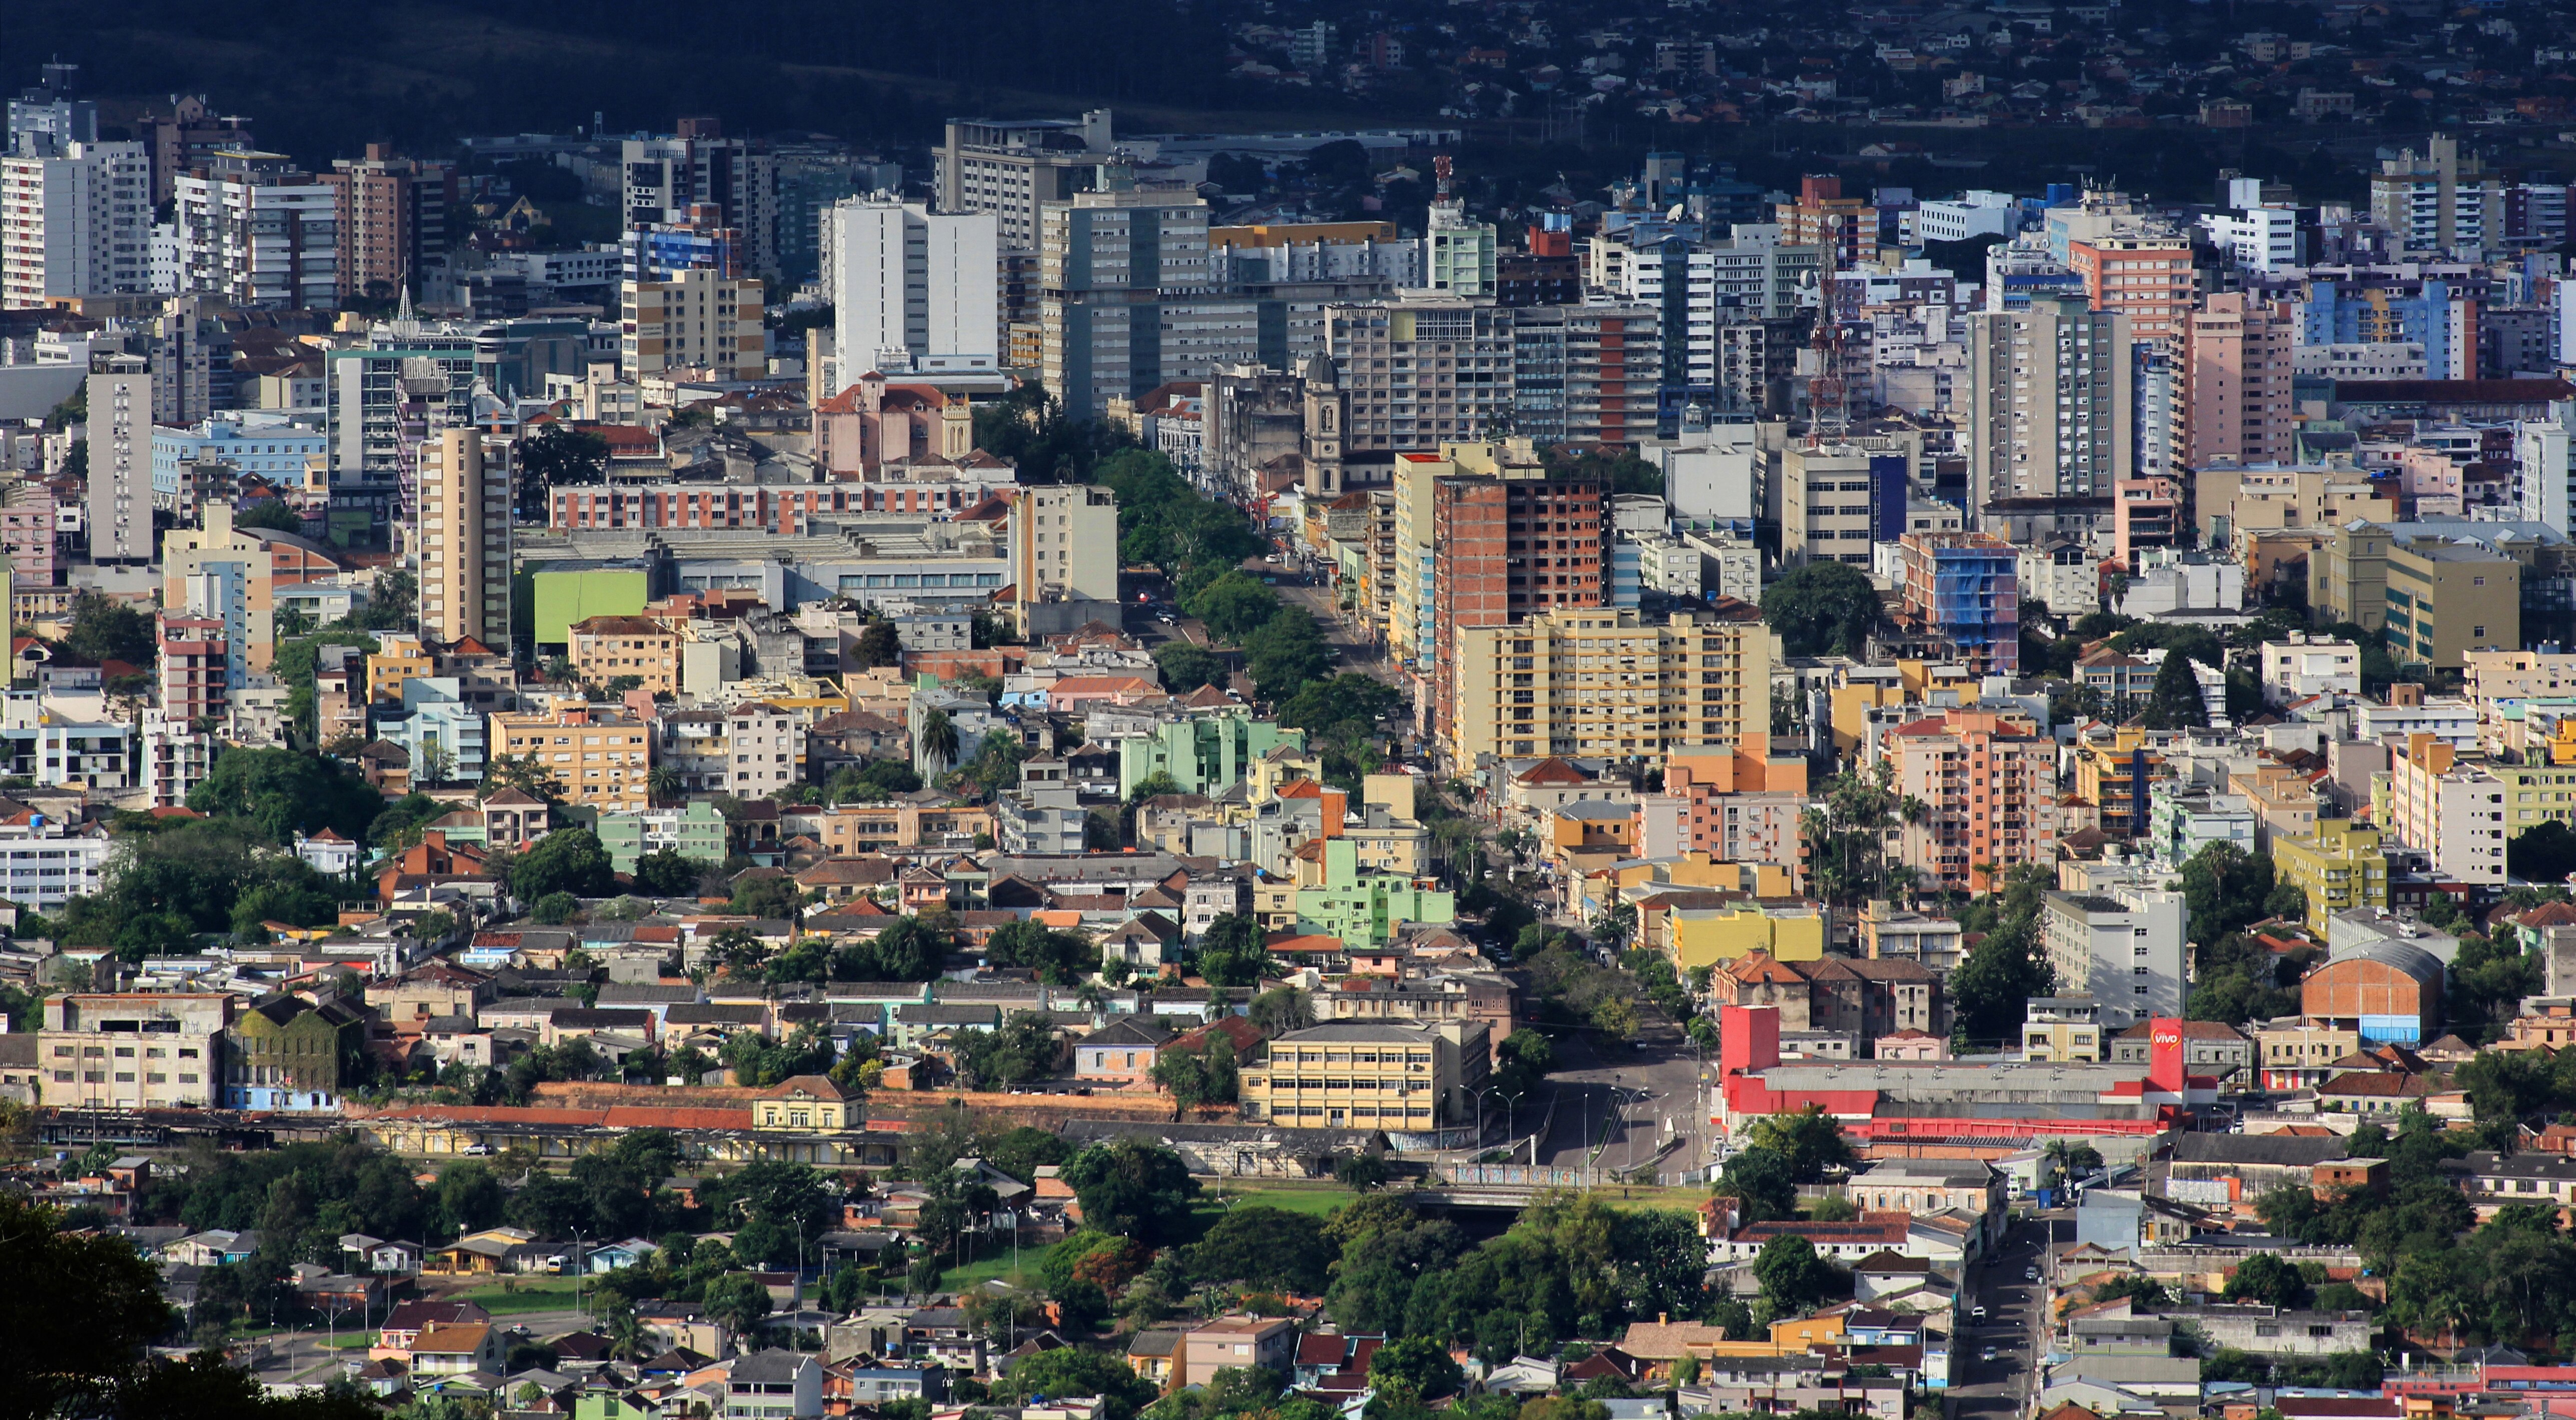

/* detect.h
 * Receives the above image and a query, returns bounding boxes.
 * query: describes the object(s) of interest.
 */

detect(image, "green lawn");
[1199,1182,1360,1217]
[448,1277,595,1314]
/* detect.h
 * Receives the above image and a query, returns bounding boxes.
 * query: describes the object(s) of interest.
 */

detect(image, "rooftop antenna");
[1435,153,1454,202]
[1806,214,1849,446]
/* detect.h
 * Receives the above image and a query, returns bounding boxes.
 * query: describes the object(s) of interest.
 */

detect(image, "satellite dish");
[1666,203,1685,221]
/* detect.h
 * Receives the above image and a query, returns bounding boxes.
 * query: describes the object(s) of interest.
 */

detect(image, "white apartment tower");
[171,151,338,309]
[418,429,512,647]
[0,139,152,303]
[2041,886,2186,1031]
[87,354,153,563]
[822,197,1000,375]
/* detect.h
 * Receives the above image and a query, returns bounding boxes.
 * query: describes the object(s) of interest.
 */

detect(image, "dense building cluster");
[23,30,2576,1420]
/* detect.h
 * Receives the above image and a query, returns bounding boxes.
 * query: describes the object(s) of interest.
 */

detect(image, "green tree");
[2179,842,2281,944]
[917,709,961,773]
[1242,608,1332,701]
[510,827,617,901]
[1001,1344,1162,1420]
[2141,651,2211,730]
[1711,1146,1799,1224]
[481,753,569,804]
[1194,913,1272,987]
[62,591,156,669]
[232,500,306,535]
[1753,1233,1841,1315]
[633,849,712,898]
[187,748,385,844]
[1369,1336,1464,1401]
[1185,1205,1334,1293]
[2510,820,2576,885]
[0,1193,176,1420]
[1153,641,1226,695]
[1761,562,1882,656]
[704,1270,772,1338]
[1060,1138,1201,1246]
[1183,572,1283,643]
[1150,1032,1239,1108]
[1746,1104,1854,1181]
[985,919,1098,983]
[516,422,611,513]
[2225,1251,2307,1308]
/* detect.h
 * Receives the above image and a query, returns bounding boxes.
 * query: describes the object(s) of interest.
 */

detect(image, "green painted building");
[520,565,652,648]
[595,801,727,874]
[1294,839,1455,947]
[1119,713,1306,797]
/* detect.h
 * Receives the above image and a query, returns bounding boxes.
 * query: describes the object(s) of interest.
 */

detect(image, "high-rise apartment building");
[171,150,337,309]
[1448,603,1771,767]
[326,327,478,533]
[490,699,652,813]
[88,354,151,564]
[0,139,152,303]
[2177,292,2296,469]
[156,612,228,726]
[1776,174,1875,267]
[1778,434,1914,567]
[2371,135,2502,255]
[938,111,1116,251]
[1894,530,2021,675]
[1966,297,2135,521]
[621,267,766,381]
[622,121,778,277]
[2066,224,2195,337]
[2041,887,2186,1030]
[1886,707,2058,894]
[1507,304,1659,448]
[1323,297,1516,453]
[1009,484,1121,606]
[822,197,1000,376]
[139,96,253,206]
[1425,197,1497,298]
[1038,183,1257,418]
[417,430,511,648]
[1428,462,1603,740]
[322,145,456,301]
[1585,224,1823,419]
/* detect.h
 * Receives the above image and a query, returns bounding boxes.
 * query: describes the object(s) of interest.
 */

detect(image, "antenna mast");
[1806,213,1849,445]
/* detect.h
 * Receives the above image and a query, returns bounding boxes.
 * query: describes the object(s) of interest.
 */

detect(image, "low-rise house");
[1074,1016,1172,1089]
[410,1322,501,1376]
[2157,1303,2371,1356]
[726,1349,823,1419]
[1182,1316,1297,1388]
[1125,1329,1184,1388]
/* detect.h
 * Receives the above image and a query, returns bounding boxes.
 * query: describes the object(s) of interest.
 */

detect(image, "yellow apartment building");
[490,698,653,813]
[2272,820,2389,930]
[1450,603,1770,768]
[568,615,681,695]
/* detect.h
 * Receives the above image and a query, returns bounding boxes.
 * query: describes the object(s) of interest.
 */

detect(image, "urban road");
[1952,1212,2073,1420]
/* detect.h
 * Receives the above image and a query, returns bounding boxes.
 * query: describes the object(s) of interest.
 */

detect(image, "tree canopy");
[1761,562,1882,656]
[187,748,385,845]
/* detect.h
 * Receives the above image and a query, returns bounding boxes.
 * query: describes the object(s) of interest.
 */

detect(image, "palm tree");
[917,708,960,776]
[647,766,684,805]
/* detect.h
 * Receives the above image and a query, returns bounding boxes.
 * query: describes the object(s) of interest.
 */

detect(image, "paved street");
[1949,1212,2071,1420]
[1530,1008,1711,1179]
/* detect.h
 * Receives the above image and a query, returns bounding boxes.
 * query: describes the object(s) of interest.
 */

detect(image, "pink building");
[2395,447,2466,514]
[1886,707,2058,895]
[2113,476,2183,570]
[2178,292,2296,468]
[813,372,971,474]
[0,485,55,587]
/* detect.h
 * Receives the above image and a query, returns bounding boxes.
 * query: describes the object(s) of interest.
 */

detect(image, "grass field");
[448,1277,595,1313]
